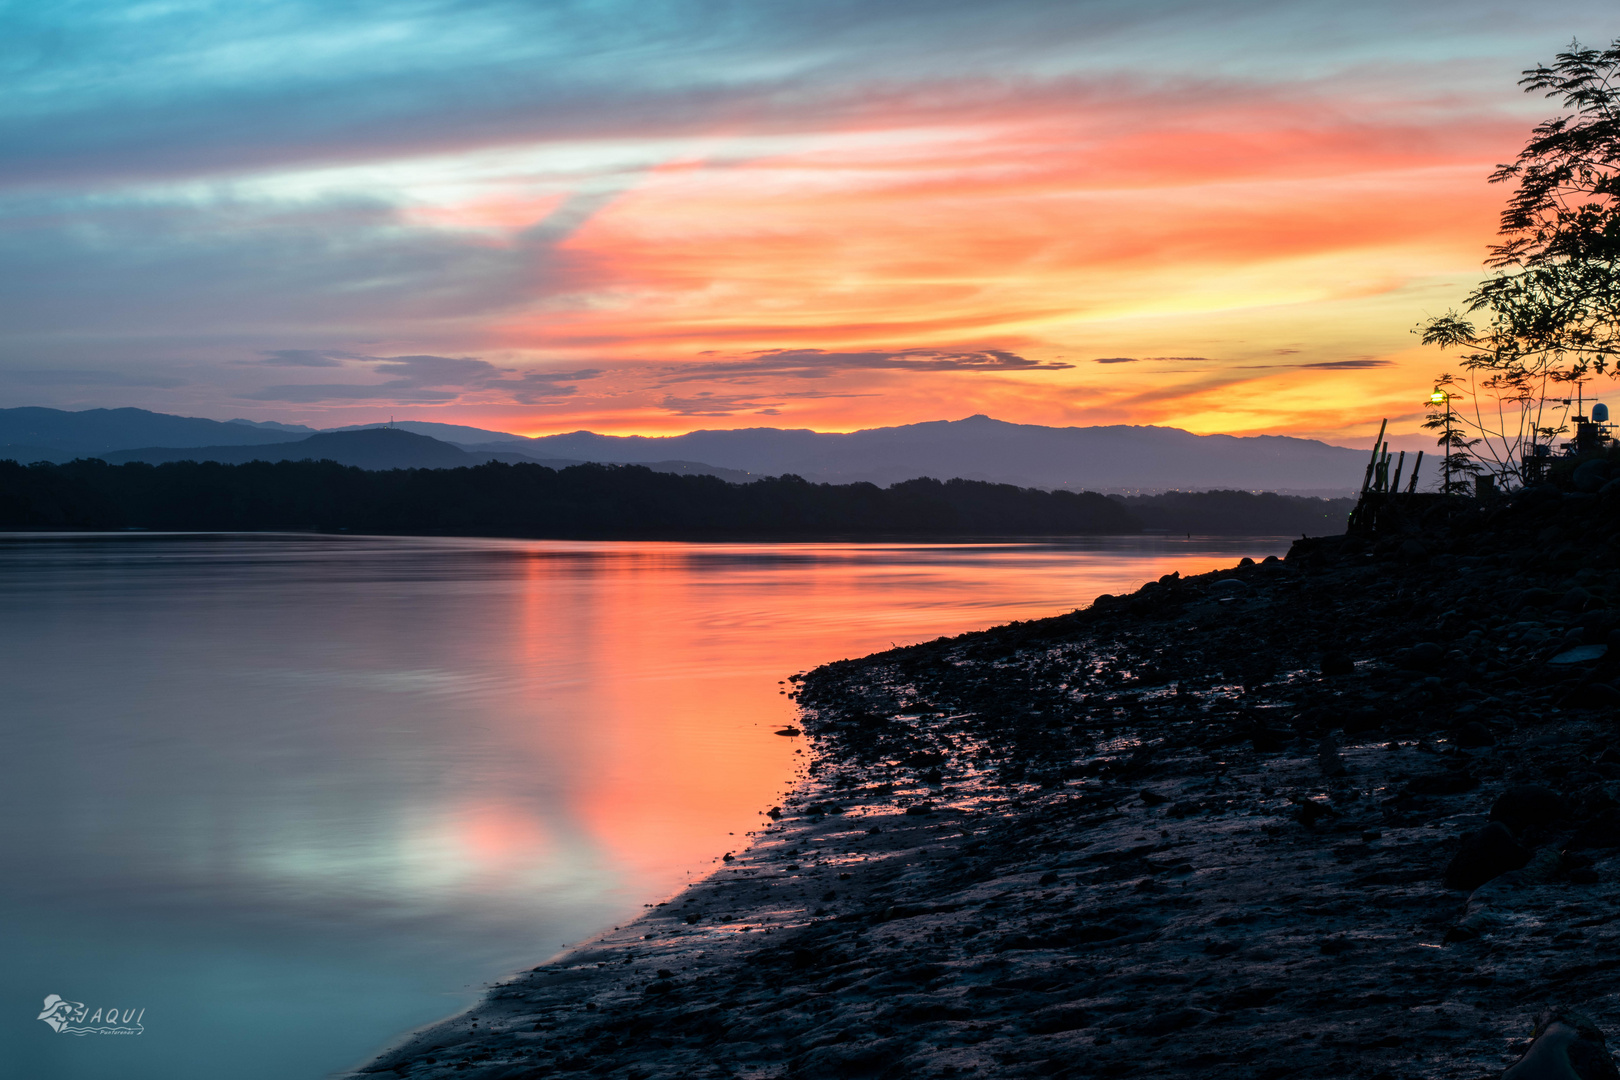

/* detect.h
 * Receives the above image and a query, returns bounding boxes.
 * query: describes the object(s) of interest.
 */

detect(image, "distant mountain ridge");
[98,428,759,483]
[0,407,1370,493]
[102,428,479,470]
[506,415,1366,494]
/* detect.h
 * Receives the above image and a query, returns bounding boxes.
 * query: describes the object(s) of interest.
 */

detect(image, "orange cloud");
[316,77,1539,447]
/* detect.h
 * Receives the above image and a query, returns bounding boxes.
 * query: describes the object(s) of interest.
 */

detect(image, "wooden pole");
[1361,419,1388,494]
[1390,450,1406,493]
[1406,450,1423,493]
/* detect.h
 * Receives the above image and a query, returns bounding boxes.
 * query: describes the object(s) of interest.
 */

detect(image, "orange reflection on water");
[473,538,1293,901]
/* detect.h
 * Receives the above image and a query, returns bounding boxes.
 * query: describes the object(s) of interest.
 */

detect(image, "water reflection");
[0,533,1289,1078]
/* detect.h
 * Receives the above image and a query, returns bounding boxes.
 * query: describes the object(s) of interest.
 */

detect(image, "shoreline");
[359,491,1620,1079]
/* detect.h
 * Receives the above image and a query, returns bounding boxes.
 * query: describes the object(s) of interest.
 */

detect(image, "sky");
[3,0,1617,446]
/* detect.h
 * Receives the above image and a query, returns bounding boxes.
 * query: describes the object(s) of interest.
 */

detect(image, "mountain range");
[0,407,1373,494]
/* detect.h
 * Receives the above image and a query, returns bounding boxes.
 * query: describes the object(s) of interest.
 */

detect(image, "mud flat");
[360,489,1620,1079]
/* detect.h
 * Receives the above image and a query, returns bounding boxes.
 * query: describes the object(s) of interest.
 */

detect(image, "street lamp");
[1431,387,1455,493]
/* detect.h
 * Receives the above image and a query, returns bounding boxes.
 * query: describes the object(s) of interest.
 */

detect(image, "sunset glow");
[3,1,1615,448]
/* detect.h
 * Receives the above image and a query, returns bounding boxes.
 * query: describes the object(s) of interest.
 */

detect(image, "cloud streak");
[1,0,1608,442]
[658,349,1073,384]
[242,353,601,404]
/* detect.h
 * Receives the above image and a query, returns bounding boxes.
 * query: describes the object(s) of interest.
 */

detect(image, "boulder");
[1026,1005,1091,1035]
[1320,652,1355,677]
[1317,735,1347,777]
[1581,610,1616,643]
[1457,721,1495,749]
[1444,821,1530,890]
[1559,587,1594,613]
[1549,644,1608,666]
[1395,642,1445,672]
[1517,588,1557,610]
[1573,459,1613,493]
[1572,682,1620,709]
[1501,1009,1620,1080]
[1490,786,1566,834]
[1568,809,1620,850]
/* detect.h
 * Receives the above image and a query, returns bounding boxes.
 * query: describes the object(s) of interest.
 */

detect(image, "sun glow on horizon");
[3,0,1608,450]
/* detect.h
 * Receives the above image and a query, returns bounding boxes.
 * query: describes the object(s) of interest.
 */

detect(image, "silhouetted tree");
[1422,39,1620,482]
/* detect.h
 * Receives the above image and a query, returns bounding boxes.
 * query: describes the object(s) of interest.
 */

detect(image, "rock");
[1582,610,1616,643]
[1518,588,1558,610]
[1208,578,1251,597]
[774,726,803,736]
[1296,799,1335,828]
[794,1037,908,1078]
[1573,459,1613,493]
[1320,652,1355,677]
[1444,821,1530,890]
[1549,645,1608,666]
[1560,587,1594,613]
[1404,771,1479,796]
[1139,789,1168,806]
[1395,642,1445,672]
[1026,1005,1091,1034]
[1215,986,1283,1011]
[1458,721,1495,749]
[1571,682,1620,709]
[1133,1007,1215,1037]
[1490,786,1566,834]
[1567,809,1620,850]
[1318,735,1347,777]
[1602,476,1620,497]
[1251,725,1291,752]
[904,802,935,816]
[1501,1008,1620,1080]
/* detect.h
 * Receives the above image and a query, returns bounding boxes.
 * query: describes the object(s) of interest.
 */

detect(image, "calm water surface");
[0,533,1290,1079]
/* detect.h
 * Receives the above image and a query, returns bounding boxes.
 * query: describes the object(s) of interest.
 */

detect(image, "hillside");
[0,459,1142,538]
[0,407,1371,494]
[507,415,1367,494]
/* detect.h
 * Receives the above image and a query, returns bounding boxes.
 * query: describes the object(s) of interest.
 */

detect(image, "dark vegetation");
[0,457,1355,538]
[0,457,1140,537]
[1112,489,1356,536]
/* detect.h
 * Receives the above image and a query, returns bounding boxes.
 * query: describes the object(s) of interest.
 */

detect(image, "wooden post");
[1361,419,1388,494]
[1390,450,1406,493]
[1406,450,1423,493]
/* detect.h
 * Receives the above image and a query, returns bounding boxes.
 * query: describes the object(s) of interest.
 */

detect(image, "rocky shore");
[360,486,1620,1080]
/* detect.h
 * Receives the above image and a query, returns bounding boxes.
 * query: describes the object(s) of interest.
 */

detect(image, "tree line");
[0,458,1142,537]
[0,457,1354,538]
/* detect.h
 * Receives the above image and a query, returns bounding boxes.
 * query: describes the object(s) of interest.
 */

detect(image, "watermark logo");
[37,995,145,1036]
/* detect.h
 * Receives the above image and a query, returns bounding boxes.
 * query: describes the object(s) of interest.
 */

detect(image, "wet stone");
[1445,821,1530,891]
[1320,651,1355,677]
[1490,786,1566,835]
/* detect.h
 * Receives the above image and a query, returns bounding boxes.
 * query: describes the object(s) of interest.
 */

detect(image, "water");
[0,532,1290,1079]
